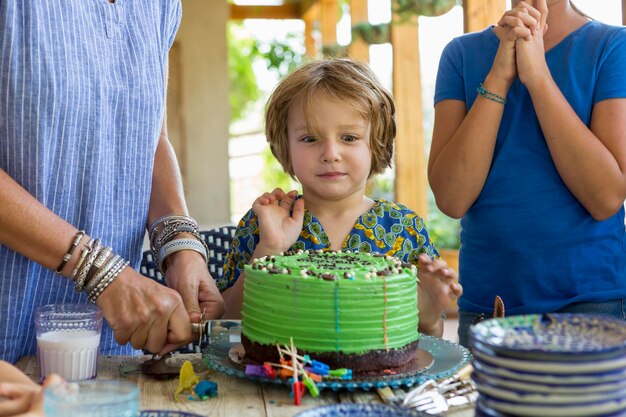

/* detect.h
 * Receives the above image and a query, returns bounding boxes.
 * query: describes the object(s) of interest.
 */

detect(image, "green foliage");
[228,24,261,122]
[426,190,460,249]
[256,33,304,77]
[261,146,300,193]
[228,25,304,122]
[394,0,459,18]
[351,22,390,45]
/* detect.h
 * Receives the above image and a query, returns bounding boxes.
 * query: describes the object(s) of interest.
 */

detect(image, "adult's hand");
[492,1,541,85]
[164,250,225,343]
[96,268,192,355]
[515,0,550,89]
[252,188,305,257]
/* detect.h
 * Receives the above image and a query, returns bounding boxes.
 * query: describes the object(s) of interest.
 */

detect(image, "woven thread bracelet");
[55,230,86,274]
[477,83,507,105]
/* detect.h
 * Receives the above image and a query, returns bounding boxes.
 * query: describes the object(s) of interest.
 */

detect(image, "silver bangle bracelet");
[157,238,208,273]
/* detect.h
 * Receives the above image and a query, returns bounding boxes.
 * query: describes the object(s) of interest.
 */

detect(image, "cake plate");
[203,333,471,391]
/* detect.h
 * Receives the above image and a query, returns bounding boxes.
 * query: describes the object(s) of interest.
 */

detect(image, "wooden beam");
[463,0,506,33]
[623,0,626,26]
[229,4,299,20]
[348,0,369,62]
[391,15,428,216]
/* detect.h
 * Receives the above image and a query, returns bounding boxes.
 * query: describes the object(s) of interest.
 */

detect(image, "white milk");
[37,330,100,381]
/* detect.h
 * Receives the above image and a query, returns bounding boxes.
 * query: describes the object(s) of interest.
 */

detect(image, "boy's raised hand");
[416,253,463,337]
[252,188,305,257]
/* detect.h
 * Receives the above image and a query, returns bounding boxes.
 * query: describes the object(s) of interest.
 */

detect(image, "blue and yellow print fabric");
[218,198,439,291]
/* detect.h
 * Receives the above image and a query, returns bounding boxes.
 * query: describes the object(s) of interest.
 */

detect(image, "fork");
[403,382,478,414]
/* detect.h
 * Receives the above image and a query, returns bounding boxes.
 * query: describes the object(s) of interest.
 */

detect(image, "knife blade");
[191,319,241,344]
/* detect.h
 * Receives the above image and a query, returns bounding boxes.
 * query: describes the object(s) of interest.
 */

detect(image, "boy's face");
[287,93,372,203]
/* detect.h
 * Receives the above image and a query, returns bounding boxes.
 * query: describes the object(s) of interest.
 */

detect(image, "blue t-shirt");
[221,198,440,290]
[435,21,626,315]
[0,1,181,363]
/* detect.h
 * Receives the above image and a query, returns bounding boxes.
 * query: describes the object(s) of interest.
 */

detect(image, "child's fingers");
[0,383,38,416]
[449,282,463,298]
[270,188,288,201]
[290,198,305,225]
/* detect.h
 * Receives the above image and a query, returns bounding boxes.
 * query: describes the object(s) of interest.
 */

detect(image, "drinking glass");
[35,303,103,381]
[44,380,139,417]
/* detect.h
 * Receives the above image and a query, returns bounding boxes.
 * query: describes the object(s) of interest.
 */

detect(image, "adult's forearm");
[147,128,189,226]
[0,168,80,273]
[428,77,509,218]
[528,77,626,220]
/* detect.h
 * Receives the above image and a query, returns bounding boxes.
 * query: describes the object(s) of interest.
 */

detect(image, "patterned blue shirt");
[0,1,181,363]
[220,198,440,290]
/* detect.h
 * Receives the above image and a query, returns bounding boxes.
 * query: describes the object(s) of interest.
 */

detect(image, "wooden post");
[463,0,506,33]
[391,15,428,216]
[623,0,626,26]
[320,0,339,56]
[348,0,370,62]
[303,3,320,59]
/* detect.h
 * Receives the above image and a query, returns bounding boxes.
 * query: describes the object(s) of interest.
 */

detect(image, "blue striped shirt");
[0,0,182,363]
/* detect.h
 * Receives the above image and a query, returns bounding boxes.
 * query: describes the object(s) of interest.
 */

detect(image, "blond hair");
[265,58,396,178]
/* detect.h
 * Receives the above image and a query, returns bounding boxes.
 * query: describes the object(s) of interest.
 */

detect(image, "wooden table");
[16,355,474,417]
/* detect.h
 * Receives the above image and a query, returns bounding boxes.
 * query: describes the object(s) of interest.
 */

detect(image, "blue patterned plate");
[203,334,470,391]
[294,403,437,417]
[472,341,626,374]
[140,412,203,417]
[472,359,626,390]
[479,393,626,417]
[473,373,626,404]
[470,314,626,360]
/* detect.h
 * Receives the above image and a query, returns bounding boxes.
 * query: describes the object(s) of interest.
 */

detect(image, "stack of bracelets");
[148,214,209,275]
[55,215,208,303]
[55,230,130,303]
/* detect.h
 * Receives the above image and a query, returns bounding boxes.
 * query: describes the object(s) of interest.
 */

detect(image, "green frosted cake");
[241,250,419,374]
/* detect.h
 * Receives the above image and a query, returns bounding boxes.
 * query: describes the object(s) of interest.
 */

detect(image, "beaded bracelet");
[88,258,129,303]
[84,254,121,296]
[54,230,86,274]
[477,83,507,105]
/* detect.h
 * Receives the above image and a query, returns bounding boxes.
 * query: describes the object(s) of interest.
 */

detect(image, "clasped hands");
[494,0,551,88]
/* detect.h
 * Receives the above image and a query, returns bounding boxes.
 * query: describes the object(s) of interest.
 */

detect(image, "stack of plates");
[469,313,626,417]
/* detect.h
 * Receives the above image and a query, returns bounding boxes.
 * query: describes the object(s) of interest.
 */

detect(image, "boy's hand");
[416,253,463,337]
[0,374,63,417]
[252,188,305,256]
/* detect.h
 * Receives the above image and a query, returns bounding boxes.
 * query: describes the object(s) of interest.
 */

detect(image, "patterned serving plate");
[473,373,626,404]
[474,400,626,417]
[470,314,626,360]
[472,342,626,374]
[140,412,203,417]
[479,393,626,417]
[472,360,626,392]
[203,334,471,391]
[294,403,437,417]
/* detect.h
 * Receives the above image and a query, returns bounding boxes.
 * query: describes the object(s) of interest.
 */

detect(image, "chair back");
[139,225,237,283]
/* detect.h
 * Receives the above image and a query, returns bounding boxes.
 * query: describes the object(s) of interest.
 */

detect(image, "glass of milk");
[44,380,139,417]
[35,304,103,381]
